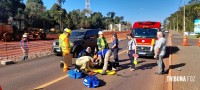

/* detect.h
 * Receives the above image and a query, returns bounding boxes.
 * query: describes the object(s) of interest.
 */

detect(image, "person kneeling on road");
[78,47,93,58]
[75,56,94,73]
[93,49,114,75]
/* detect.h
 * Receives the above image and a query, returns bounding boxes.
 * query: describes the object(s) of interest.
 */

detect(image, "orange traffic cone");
[198,38,200,47]
[182,35,189,46]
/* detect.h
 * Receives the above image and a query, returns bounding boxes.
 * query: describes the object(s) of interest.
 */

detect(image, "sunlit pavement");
[0,39,170,90]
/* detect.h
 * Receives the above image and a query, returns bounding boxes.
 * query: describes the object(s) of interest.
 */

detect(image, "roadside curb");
[0,60,15,65]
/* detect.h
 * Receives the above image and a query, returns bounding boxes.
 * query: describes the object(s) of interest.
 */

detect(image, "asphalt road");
[0,38,169,90]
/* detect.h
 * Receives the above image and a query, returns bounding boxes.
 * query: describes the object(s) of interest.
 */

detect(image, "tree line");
[0,0,131,31]
[164,0,200,32]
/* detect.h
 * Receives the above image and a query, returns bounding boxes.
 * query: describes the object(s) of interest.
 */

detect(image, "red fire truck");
[132,21,161,57]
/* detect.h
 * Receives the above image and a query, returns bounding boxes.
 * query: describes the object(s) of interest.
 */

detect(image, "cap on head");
[64,28,72,34]
[86,47,92,53]
[98,31,103,35]
[23,34,27,38]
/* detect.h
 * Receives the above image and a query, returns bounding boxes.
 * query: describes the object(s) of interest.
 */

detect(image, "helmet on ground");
[64,28,72,34]
[98,31,103,35]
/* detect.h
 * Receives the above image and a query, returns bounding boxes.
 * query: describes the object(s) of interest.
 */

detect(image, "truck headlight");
[53,42,56,46]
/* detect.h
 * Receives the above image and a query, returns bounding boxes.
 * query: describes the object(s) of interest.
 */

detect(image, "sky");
[25,0,189,24]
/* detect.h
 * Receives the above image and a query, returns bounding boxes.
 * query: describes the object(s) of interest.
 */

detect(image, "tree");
[57,0,66,7]
[65,14,74,29]
[188,0,200,4]
[165,3,200,32]
[0,0,25,23]
[49,4,62,25]
[91,12,104,29]
[114,16,124,24]
[25,0,46,28]
[68,9,81,29]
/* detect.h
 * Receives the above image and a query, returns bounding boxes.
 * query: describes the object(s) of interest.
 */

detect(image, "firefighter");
[59,28,72,72]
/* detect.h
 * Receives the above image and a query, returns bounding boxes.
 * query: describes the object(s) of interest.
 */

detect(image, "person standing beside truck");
[127,34,137,71]
[111,33,119,70]
[59,28,72,72]
[97,31,109,51]
[20,34,29,60]
[154,31,166,75]
[58,30,66,68]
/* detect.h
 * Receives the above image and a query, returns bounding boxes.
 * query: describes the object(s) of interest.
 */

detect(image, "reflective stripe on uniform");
[151,39,155,46]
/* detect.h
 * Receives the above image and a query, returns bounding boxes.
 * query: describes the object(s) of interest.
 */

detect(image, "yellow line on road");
[34,49,127,89]
[111,50,127,58]
[34,75,68,90]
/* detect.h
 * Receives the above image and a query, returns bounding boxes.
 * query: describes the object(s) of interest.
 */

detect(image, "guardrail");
[0,41,54,61]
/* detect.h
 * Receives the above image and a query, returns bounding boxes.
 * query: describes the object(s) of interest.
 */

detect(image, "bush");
[196,34,200,38]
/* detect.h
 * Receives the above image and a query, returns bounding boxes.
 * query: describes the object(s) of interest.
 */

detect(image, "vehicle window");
[86,30,96,38]
[70,31,85,39]
[133,28,157,38]
[94,30,100,37]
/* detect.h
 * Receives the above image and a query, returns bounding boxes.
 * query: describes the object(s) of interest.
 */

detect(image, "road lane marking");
[111,49,127,58]
[34,49,127,89]
[34,75,69,90]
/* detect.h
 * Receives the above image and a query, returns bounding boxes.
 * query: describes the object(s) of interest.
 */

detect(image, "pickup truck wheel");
[73,47,83,58]
[54,52,59,56]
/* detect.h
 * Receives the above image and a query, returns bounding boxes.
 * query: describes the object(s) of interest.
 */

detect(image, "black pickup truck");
[52,29,101,57]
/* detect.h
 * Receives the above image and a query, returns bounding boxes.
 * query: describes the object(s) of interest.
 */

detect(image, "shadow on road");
[137,63,157,70]
[118,59,129,62]
[118,60,149,71]
[169,63,186,69]
[164,63,186,74]
[164,46,180,58]
[98,79,106,87]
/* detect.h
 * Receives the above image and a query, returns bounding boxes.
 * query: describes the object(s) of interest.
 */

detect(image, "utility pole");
[177,14,179,32]
[173,18,175,31]
[170,21,171,30]
[183,0,186,35]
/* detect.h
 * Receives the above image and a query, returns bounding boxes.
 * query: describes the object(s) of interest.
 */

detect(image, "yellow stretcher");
[93,69,116,75]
